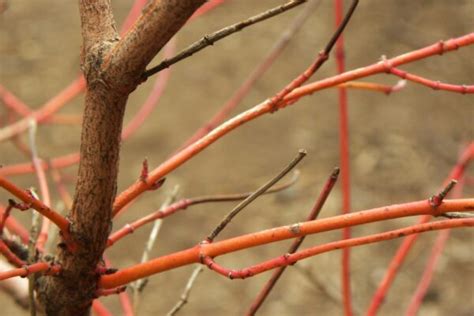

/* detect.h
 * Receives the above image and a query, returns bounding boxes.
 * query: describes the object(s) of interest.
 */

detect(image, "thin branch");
[0,262,61,281]
[333,0,353,314]
[91,300,113,316]
[201,218,473,279]
[113,0,360,212]
[207,149,306,241]
[27,209,41,316]
[247,167,339,315]
[381,58,474,94]
[366,142,474,315]
[27,120,51,252]
[0,204,29,243]
[166,266,203,316]
[178,0,319,150]
[107,172,299,246]
[2,34,472,179]
[0,239,25,267]
[132,186,179,313]
[0,176,70,235]
[162,154,304,316]
[143,0,307,79]
[99,198,474,289]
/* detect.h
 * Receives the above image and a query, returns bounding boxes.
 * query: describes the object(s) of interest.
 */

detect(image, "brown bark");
[36,1,204,315]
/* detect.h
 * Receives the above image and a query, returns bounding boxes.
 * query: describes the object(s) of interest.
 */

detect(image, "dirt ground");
[1,1,473,315]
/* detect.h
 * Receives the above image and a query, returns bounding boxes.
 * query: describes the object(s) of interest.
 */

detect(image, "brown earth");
[0,1,473,315]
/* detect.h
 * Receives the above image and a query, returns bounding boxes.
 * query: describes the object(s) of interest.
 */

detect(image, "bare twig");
[207,149,307,242]
[143,0,307,79]
[165,151,305,316]
[27,209,41,316]
[429,179,457,207]
[247,167,339,315]
[132,186,180,312]
[166,266,203,316]
[28,120,51,252]
[178,0,320,151]
[108,172,299,247]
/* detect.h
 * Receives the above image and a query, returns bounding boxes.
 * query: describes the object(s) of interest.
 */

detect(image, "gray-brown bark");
[36,1,204,314]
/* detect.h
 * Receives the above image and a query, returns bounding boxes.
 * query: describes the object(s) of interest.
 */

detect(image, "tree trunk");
[36,1,204,314]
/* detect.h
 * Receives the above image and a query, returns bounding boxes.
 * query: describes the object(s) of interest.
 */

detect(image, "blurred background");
[0,0,473,315]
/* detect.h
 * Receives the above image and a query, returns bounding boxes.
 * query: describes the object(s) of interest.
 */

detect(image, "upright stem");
[334,0,352,314]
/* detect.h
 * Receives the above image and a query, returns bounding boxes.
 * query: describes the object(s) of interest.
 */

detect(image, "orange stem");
[112,33,474,214]
[99,198,474,289]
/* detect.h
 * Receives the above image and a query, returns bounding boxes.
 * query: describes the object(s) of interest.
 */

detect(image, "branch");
[247,167,339,314]
[366,142,474,315]
[99,198,474,289]
[0,262,61,281]
[143,0,307,79]
[0,177,69,234]
[103,0,205,90]
[207,150,306,241]
[201,218,473,279]
[108,172,299,246]
[382,57,474,94]
[178,0,319,150]
[113,0,360,212]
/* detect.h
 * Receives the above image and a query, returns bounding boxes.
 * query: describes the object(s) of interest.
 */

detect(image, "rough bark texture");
[36,0,204,315]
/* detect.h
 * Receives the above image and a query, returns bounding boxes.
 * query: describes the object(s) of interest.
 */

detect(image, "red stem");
[387,67,473,94]
[0,204,29,243]
[0,239,25,267]
[1,34,472,178]
[247,168,339,315]
[202,218,473,280]
[366,142,474,315]
[92,300,113,316]
[0,176,70,236]
[0,261,61,281]
[333,0,353,314]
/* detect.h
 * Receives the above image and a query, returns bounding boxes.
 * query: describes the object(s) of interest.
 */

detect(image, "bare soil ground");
[1,1,473,315]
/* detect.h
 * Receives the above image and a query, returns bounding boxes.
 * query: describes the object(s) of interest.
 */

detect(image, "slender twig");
[132,186,179,313]
[166,266,203,316]
[247,167,339,315]
[0,201,14,236]
[27,120,51,252]
[429,179,457,207]
[201,218,473,279]
[27,209,41,316]
[143,0,307,79]
[107,172,299,246]
[113,0,359,214]
[207,149,306,241]
[338,80,406,94]
[91,300,113,316]
[163,154,304,316]
[406,161,466,315]
[1,34,472,179]
[0,204,29,243]
[0,84,32,117]
[333,0,353,314]
[178,0,319,151]
[381,57,474,94]
[0,239,25,267]
[0,176,69,235]
[0,261,61,281]
[0,259,29,309]
[366,143,473,315]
